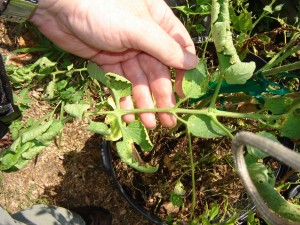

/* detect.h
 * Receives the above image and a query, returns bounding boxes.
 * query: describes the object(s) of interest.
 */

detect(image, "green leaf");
[224,61,256,84]
[22,145,46,160]
[64,104,90,119]
[0,142,33,170]
[21,120,53,143]
[172,5,196,15]
[232,10,253,33]
[116,141,158,173]
[209,203,219,221]
[87,121,110,136]
[247,131,279,159]
[36,120,64,145]
[182,60,209,98]
[247,162,275,187]
[170,191,183,206]
[187,115,227,138]
[279,115,300,139]
[264,97,293,114]
[174,180,186,196]
[123,120,153,152]
[105,72,132,101]
[105,115,123,141]
[44,80,56,100]
[87,62,108,86]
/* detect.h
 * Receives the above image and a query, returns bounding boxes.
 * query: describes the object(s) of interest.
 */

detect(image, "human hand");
[30,0,198,129]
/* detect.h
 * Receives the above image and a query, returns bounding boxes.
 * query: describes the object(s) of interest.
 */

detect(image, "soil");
[0,20,149,225]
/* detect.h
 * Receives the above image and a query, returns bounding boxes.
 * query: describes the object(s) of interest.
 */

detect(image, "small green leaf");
[264,97,293,114]
[87,121,110,136]
[170,191,183,206]
[64,104,90,119]
[209,203,219,221]
[187,115,227,138]
[87,62,108,86]
[105,115,122,141]
[174,180,186,196]
[182,60,209,98]
[224,61,256,84]
[44,80,56,100]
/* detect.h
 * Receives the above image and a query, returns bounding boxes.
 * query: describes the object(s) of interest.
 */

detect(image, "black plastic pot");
[100,141,164,225]
[100,138,296,225]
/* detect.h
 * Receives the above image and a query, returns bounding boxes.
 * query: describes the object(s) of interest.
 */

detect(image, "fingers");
[175,69,186,98]
[101,64,136,124]
[91,50,140,66]
[121,58,157,129]
[128,19,198,70]
[138,53,177,128]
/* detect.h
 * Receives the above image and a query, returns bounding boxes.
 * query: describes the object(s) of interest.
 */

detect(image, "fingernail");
[183,52,199,69]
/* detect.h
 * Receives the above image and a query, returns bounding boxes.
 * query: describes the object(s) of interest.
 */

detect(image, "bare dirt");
[0,20,149,225]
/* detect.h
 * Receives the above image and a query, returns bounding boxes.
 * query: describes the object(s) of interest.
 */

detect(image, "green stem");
[209,74,224,109]
[210,115,234,139]
[260,61,300,77]
[89,107,285,121]
[260,33,300,71]
[187,129,196,220]
[250,0,277,36]
[51,68,87,76]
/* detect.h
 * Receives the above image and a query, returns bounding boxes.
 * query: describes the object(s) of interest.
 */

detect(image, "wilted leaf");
[64,104,90,119]
[105,115,122,141]
[36,120,64,145]
[87,121,110,136]
[21,120,53,143]
[116,141,158,173]
[123,120,152,152]
[224,61,256,84]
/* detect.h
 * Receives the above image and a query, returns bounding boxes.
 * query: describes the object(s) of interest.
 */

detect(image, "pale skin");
[30,0,198,129]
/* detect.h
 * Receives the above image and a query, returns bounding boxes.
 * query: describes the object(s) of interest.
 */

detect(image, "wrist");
[0,0,38,23]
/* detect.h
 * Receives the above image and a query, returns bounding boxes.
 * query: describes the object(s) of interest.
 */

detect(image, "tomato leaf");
[64,104,90,119]
[182,60,209,98]
[187,115,227,138]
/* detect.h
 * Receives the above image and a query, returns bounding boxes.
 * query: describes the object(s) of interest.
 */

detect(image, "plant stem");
[187,129,196,220]
[261,61,300,77]
[51,68,87,76]
[210,115,234,139]
[260,33,300,71]
[209,74,223,109]
[250,0,277,36]
[89,107,285,123]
